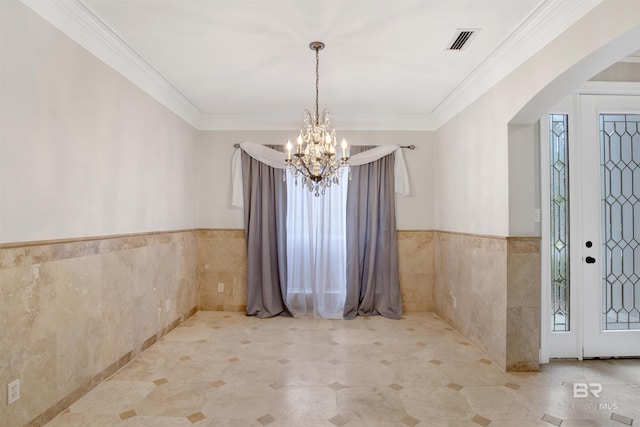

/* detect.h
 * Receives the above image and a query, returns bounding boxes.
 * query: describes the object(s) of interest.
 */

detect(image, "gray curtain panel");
[344,149,403,319]
[241,151,293,318]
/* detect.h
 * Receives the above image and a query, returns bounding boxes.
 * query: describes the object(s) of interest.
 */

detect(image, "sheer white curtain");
[285,172,348,319]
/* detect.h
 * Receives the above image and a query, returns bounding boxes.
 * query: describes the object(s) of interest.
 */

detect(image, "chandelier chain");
[315,46,320,125]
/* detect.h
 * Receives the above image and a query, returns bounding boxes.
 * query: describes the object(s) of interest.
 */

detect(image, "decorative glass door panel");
[582,95,640,358]
[600,113,640,331]
[550,114,571,332]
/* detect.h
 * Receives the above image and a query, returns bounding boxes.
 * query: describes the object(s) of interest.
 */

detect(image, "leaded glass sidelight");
[600,114,640,330]
[550,114,570,331]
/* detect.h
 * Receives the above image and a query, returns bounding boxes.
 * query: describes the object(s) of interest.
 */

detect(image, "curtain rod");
[233,143,415,150]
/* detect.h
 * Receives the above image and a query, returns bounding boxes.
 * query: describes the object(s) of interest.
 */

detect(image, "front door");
[581,94,640,358]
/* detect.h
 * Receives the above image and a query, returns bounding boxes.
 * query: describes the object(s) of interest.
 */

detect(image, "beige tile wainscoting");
[197,229,436,314]
[198,229,540,371]
[2,228,543,426]
[0,231,199,427]
[434,232,540,372]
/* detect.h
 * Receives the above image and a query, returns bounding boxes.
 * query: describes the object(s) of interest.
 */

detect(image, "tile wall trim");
[0,230,199,269]
[0,229,540,254]
[198,228,439,232]
[506,235,542,241]
[436,230,541,241]
[0,229,198,249]
[196,228,245,232]
[436,230,506,240]
[196,227,541,241]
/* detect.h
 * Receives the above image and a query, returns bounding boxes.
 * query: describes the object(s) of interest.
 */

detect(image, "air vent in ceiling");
[447,29,479,50]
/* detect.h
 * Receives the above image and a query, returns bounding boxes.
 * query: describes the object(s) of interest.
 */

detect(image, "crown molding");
[20,0,601,132]
[198,113,436,131]
[577,81,640,95]
[20,0,434,131]
[619,51,640,63]
[20,0,203,129]
[430,0,602,129]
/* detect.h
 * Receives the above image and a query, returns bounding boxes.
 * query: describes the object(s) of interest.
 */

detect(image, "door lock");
[586,256,596,264]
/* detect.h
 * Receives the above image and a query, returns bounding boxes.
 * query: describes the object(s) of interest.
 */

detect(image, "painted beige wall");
[0,0,198,244]
[591,61,640,82]
[508,123,540,237]
[196,130,435,231]
[0,4,200,424]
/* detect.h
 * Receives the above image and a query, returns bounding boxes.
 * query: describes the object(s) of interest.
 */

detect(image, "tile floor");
[46,312,640,426]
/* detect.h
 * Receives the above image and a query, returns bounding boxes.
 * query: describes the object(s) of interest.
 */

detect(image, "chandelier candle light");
[285,41,349,196]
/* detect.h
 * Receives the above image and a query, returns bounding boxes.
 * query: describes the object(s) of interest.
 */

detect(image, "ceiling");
[23,0,605,130]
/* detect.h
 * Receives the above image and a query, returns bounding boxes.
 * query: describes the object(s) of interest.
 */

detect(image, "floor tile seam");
[119,379,230,387]
[460,393,543,413]
[268,383,343,389]
[396,385,509,394]
[468,408,566,425]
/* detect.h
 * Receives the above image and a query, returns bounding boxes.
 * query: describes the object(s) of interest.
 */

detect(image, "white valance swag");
[231,141,410,207]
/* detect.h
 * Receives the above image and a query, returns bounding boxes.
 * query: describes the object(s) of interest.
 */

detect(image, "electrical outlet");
[8,379,19,404]
[452,296,457,309]
[165,299,171,312]
[217,283,224,293]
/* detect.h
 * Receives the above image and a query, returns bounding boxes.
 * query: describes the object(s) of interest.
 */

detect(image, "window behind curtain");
[285,171,348,319]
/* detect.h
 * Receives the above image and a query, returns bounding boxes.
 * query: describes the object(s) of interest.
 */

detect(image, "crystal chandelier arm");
[316,161,328,179]
[294,155,319,181]
[284,41,348,194]
[300,159,315,177]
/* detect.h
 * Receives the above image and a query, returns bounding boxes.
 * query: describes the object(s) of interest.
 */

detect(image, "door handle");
[586,256,596,264]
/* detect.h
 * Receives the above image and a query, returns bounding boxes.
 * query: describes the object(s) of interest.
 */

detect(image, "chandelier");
[285,41,349,196]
